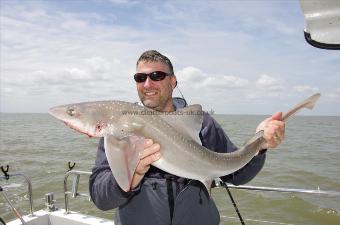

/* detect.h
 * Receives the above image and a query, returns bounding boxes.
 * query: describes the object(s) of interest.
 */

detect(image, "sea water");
[1,113,339,225]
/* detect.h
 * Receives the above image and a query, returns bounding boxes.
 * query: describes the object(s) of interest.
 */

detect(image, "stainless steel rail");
[0,173,34,216]
[63,170,92,214]
[220,183,340,197]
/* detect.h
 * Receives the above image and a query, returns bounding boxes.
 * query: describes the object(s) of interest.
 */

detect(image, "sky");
[1,0,339,115]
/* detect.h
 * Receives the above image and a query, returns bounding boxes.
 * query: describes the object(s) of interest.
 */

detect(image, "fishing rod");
[0,217,5,225]
[0,185,29,225]
[221,183,246,225]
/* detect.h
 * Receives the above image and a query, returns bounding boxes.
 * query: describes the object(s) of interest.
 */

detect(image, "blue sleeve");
[89,138,138,210]
[200,114,266,185]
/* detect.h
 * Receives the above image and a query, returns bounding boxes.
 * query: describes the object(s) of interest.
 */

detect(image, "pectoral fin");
[104,134,145,192]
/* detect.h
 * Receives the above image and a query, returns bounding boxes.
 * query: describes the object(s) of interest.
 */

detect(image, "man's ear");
[171,75,177,90]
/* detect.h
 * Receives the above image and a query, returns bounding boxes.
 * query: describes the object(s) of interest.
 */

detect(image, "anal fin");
[199,179,214,197]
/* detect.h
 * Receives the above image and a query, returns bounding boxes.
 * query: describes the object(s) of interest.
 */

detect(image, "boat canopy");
[300,0,340,50]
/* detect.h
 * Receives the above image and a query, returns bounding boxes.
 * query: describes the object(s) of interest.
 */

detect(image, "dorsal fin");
[159,104,203,144]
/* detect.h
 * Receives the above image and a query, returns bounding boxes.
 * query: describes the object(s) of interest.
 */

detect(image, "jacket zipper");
[171,180,195,224]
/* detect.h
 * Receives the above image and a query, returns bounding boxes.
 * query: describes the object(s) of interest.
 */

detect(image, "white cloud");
[1,1,339,115]
[0,3,140,106]
[177,67,248,90]
[3,87,13,94]
[324,92,340,100]
[269,20,298,35]
[177,67,206,83]
[107,0,138,4]
[203,76,249,89]
[85,57,113,74]
[323,88,340,101]
[256,74,285,91]
[293,85,319,93]
[61,19,88,30]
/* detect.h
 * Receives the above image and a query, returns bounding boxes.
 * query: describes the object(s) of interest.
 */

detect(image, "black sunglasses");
[134,71,172,83]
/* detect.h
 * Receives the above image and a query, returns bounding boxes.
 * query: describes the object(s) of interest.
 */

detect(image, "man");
[89,50,285,225]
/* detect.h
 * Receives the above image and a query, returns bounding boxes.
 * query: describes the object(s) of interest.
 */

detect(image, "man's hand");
[130,139,161,189]
[256,112,285,149]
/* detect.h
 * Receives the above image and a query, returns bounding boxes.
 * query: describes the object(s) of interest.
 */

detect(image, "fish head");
[48,101,117,137]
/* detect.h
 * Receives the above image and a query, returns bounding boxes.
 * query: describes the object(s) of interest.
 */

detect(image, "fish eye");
[67,108,76,116]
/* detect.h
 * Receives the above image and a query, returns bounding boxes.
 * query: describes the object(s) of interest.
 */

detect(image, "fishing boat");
[2,169,340,225]
[1,0,340,224]
[1,170,114,225]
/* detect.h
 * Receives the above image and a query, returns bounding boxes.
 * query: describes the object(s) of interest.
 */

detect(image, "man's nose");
[143,77,153,88]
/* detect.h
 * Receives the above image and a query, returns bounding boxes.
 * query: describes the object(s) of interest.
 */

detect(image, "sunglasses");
[134,71,172,83]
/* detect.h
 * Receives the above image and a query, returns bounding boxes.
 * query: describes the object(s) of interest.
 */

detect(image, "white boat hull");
[7,209,115,225]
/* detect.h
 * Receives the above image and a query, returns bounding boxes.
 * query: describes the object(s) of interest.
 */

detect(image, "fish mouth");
[64,121,94,138]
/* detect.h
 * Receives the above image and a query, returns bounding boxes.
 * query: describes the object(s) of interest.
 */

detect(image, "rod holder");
[45,192,57,212]
[71,174,81,198]
[64,170,92,214]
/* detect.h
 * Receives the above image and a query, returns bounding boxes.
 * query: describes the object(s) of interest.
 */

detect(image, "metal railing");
[63,170,92,214]
[0,173,34,216]
[225,183,340,196]
[3,169,338,218]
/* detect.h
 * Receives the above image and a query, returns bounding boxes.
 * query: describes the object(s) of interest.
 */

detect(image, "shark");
[48,93,321,194]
